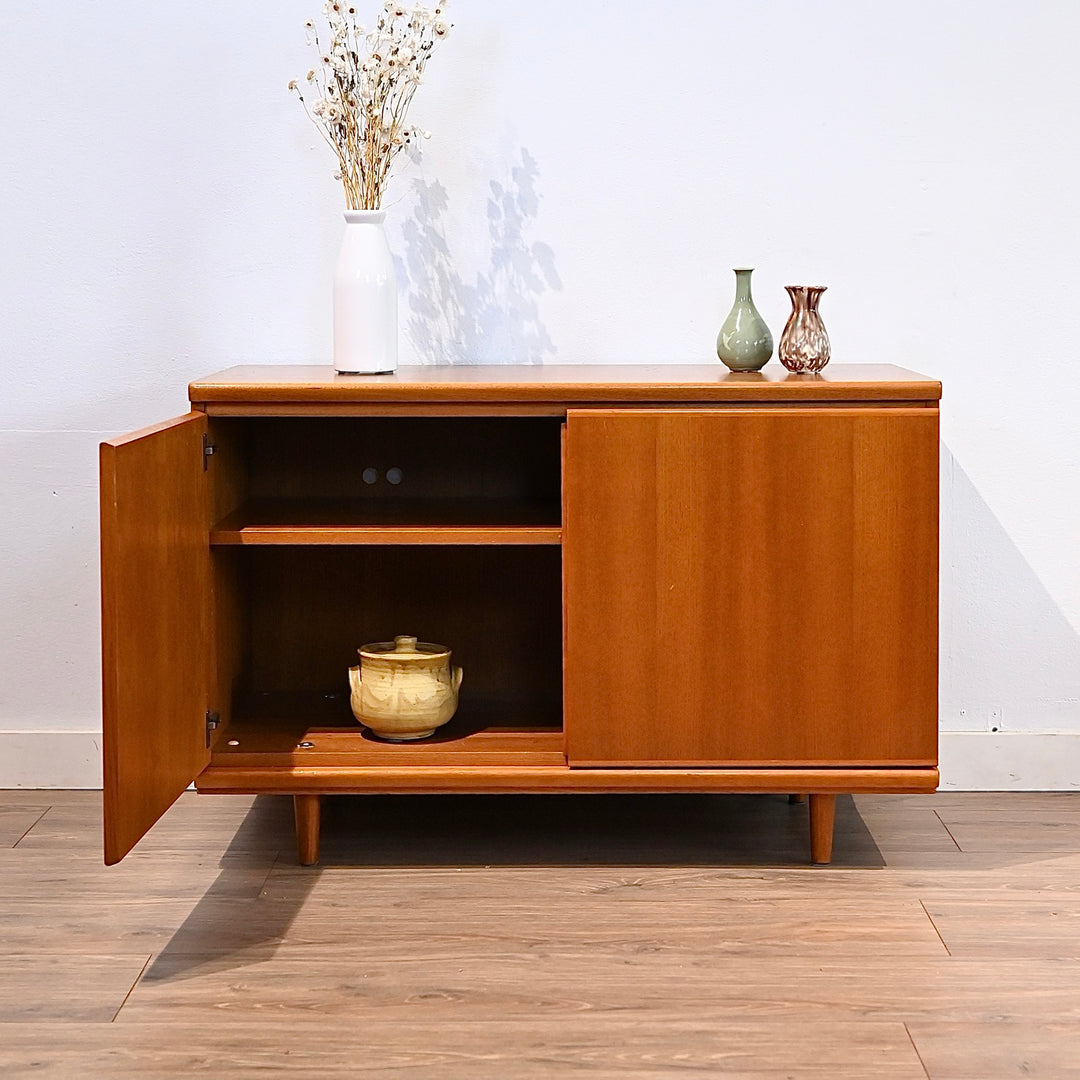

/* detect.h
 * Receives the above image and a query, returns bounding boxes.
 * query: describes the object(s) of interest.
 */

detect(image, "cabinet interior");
[204,416,566,769]
[209,416,564,535]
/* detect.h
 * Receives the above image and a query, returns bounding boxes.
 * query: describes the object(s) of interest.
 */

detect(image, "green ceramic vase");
[716,268,773,372]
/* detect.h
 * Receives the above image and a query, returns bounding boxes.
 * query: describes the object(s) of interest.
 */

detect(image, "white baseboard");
[940,732,1080,790]
[2,731,1079,791]
[0,732,103,788]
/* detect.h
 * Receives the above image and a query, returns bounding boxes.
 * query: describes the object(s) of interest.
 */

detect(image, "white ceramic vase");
[333,208,398,374]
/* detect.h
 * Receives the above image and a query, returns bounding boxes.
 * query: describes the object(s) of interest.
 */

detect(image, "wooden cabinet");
[101,365,941,867]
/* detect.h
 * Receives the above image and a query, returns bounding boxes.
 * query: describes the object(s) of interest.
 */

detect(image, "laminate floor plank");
[907,1021,1080,1079]
[921,898,1080,958]
[0,846,279,953]
[865,847,1080,877]
[0,1020,927,1079]
[118,953,1080,1025]
[13,793,291,856]
[934,809,1080,852]
[2,791,1080,1078]
[856,793,1080,813]
[846,806,961,855]
[266,855,1080,903]
[0,897,276,955]
[0,791,72,806]
[0,955,150,1022]
[0,806,49,846]
[136,893,945,960]
[0,847,276,901]
[264,862,898,904]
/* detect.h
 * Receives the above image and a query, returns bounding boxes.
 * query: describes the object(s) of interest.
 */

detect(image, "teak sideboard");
[100,364,941,866]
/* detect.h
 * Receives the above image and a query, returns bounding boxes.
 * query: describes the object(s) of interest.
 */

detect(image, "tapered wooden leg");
[788,794,807,804]
[294,794,321,866]
[808,793,836,865]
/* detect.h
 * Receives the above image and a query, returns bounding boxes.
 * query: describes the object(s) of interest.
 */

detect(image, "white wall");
[2,1,1078,787]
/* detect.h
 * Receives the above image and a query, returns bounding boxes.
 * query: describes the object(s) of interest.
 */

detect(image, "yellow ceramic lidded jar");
[348,635,463,741]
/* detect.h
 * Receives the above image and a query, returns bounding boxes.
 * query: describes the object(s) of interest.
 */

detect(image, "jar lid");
[359,634,450,661]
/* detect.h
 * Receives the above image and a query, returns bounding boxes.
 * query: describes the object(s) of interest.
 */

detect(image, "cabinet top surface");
[189,364,941,405]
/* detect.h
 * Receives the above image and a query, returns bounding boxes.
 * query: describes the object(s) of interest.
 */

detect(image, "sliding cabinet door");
[563,407,938,767]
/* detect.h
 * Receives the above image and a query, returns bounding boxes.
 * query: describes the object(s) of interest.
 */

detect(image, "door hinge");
[202,433,217,470]
[205,710,220,747]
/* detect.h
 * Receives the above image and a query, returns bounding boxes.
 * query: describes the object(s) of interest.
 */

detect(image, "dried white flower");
[291,1,451,208]
[312,97,344,124]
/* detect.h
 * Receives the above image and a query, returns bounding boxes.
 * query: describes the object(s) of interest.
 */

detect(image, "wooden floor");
[2,791,1080,1078]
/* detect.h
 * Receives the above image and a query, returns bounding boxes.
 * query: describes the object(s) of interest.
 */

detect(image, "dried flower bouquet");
[291,1,451,210]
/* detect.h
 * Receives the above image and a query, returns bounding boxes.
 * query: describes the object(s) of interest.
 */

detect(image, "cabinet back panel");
[238,546,563,723]
[239,418,562,503]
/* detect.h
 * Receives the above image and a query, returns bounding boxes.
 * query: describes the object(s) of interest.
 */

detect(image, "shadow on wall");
[940,444,1080,733]
[394,149,562,365]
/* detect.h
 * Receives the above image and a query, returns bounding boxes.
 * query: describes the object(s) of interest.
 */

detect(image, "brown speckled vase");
[778,286,831,373]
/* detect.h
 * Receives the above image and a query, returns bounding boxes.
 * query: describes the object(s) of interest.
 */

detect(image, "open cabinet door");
[101,413,211,863]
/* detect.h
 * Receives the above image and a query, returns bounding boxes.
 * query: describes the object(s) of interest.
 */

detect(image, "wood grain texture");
[212,715,565,768]
[0,1020,929,1078]
[188,363,942,405]
[4,792,1080,1080]
[196,764,939,794]
[810,793,837,864]
[100,413,211,865]
[564,407,939,767]
[115,952,1080,1026]
[293,795,320,866]
[906,1022,1080,1079]
[921,898,1080,958]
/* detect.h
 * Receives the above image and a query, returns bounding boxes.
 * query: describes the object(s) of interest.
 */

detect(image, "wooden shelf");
[210,497,562,546]
[209,693,564,769]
